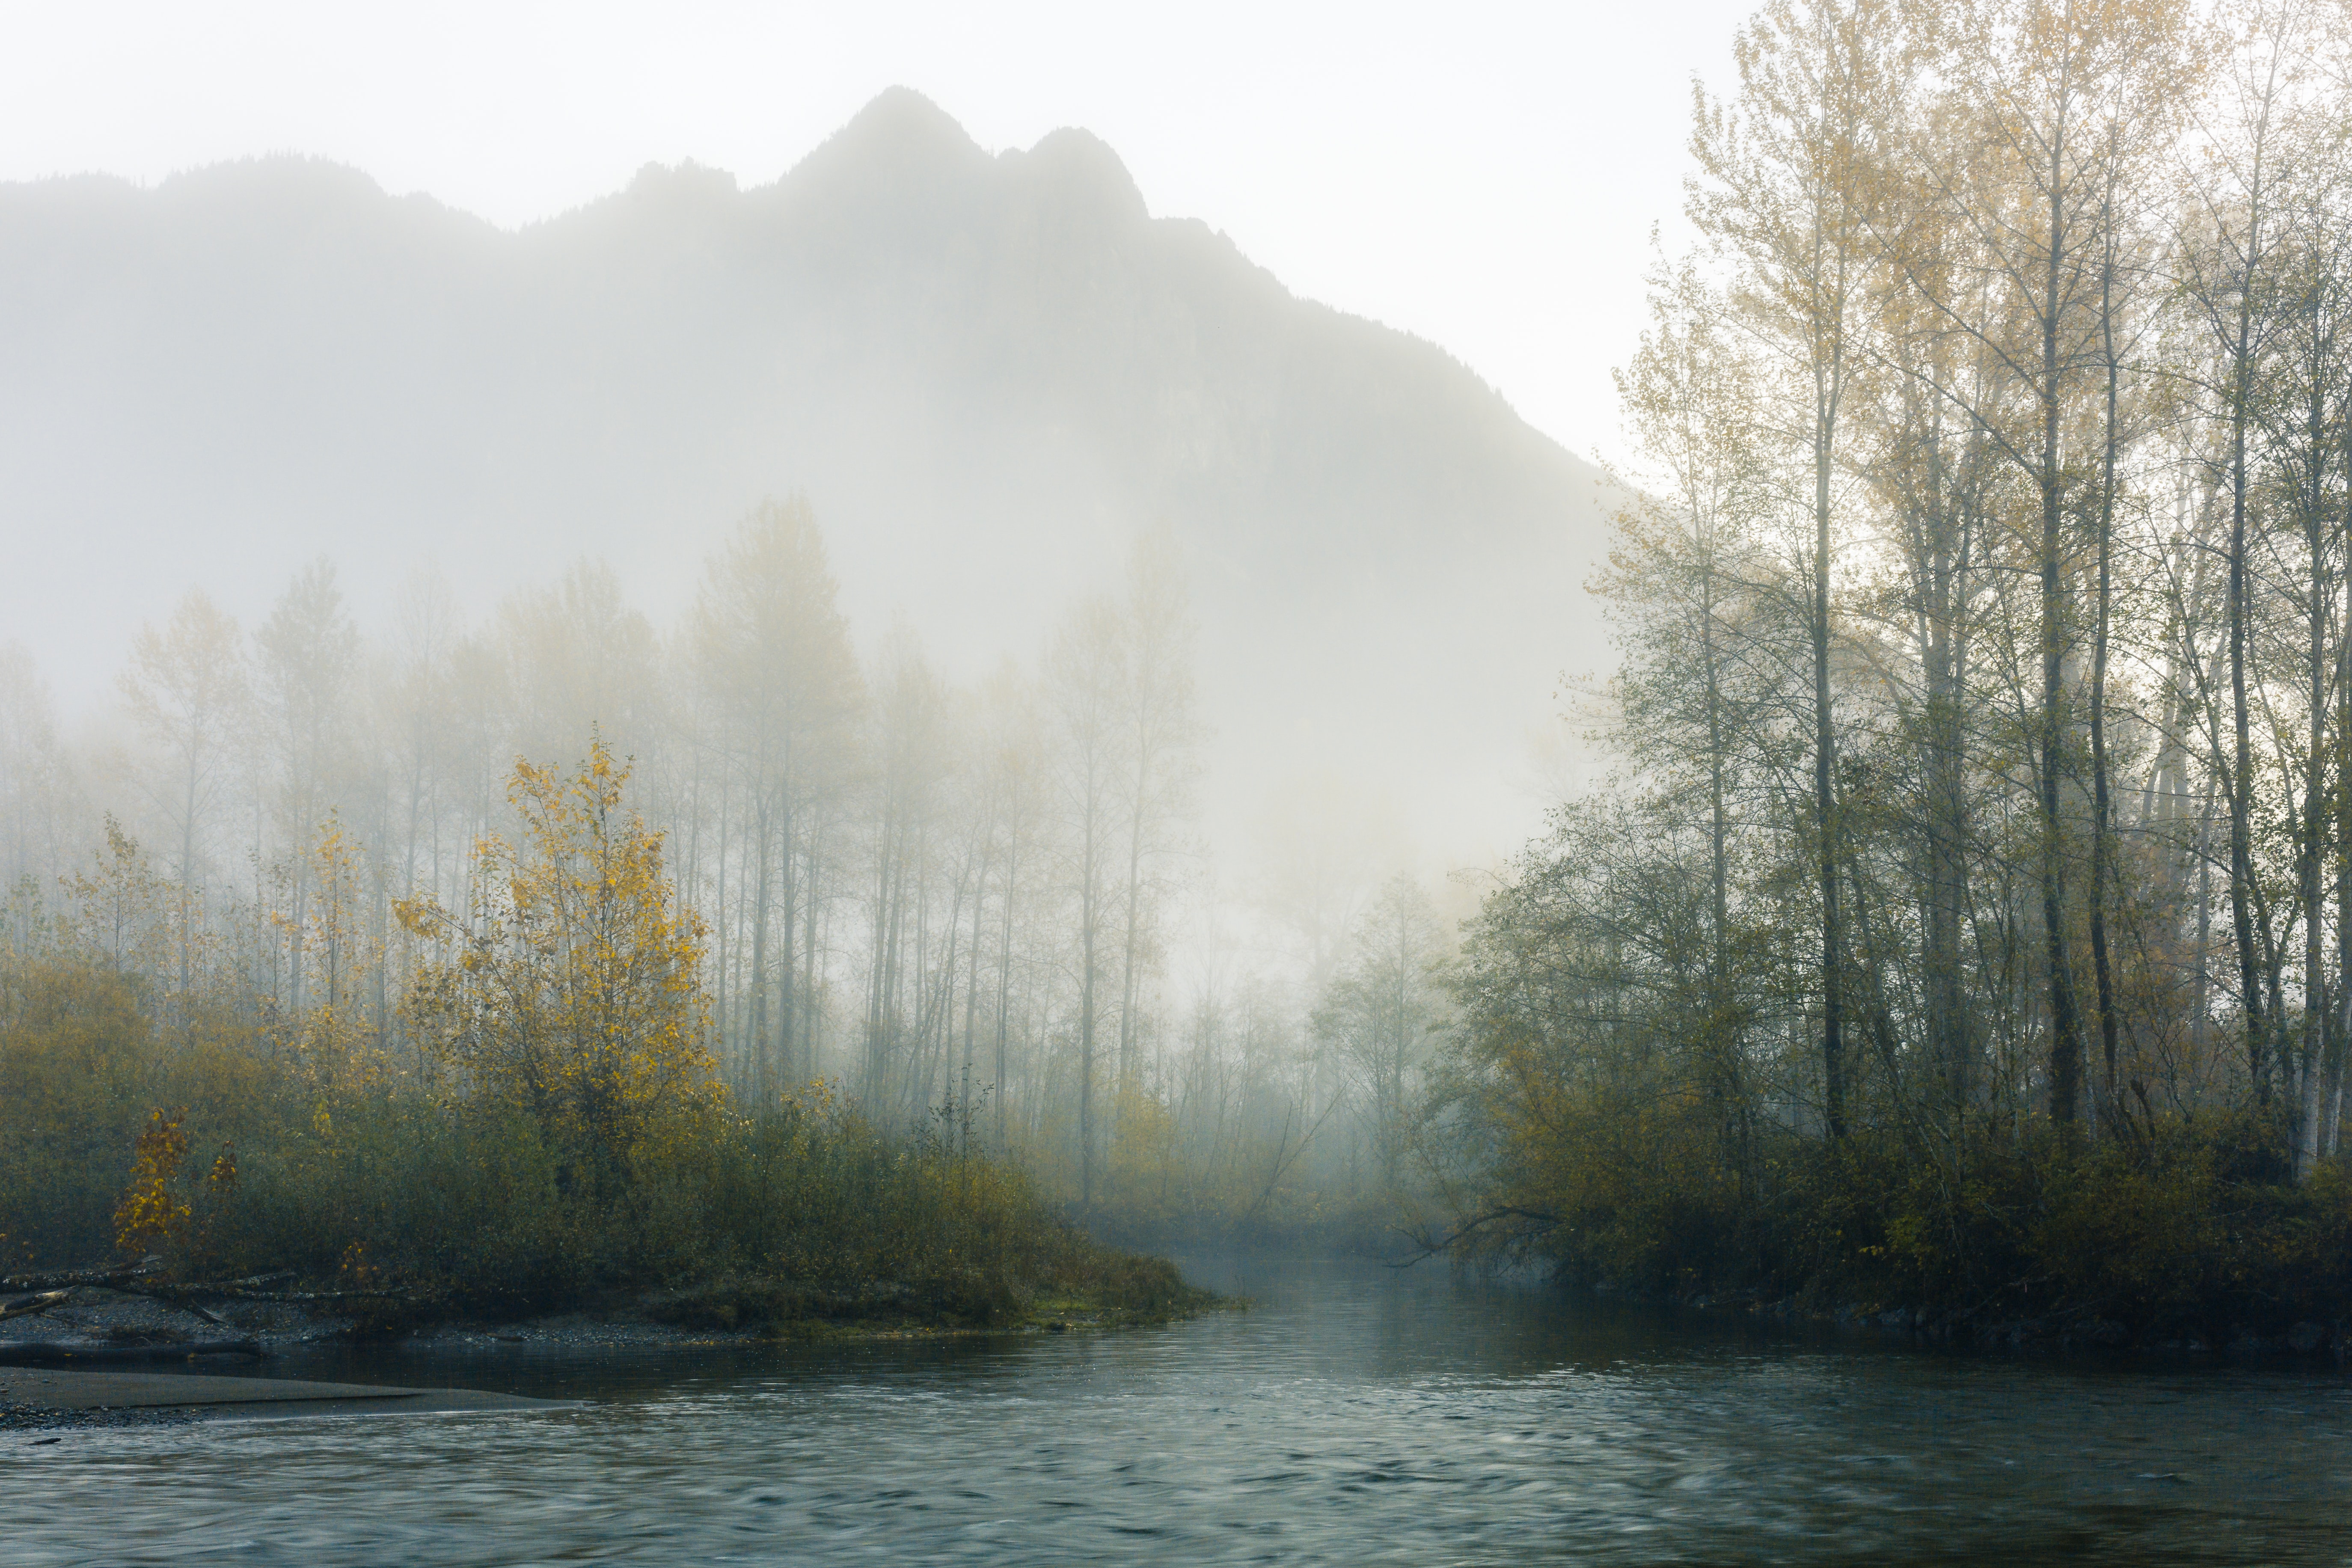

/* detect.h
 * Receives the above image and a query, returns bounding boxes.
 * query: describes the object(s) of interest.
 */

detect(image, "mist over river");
[6,1257,2351,1564]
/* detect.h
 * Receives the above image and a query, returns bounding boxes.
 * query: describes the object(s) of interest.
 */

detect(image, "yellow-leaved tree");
[395,737,719,1174]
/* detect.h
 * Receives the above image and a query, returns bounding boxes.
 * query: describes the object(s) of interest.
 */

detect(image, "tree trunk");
[2089,230,2123,1136]
[1816,363,1847,1139]
[749,794,773,1108]
[2230,285,2267,1102]
[2038,131,2085,1129]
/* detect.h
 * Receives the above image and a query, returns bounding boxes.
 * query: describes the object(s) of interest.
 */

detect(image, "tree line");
[0,500,1455,1241]
[1440,0,2352,1322]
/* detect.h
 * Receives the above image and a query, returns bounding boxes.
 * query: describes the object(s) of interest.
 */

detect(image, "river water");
[6,1255,2352,1565]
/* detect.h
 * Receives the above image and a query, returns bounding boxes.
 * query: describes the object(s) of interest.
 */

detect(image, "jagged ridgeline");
[0,86,1614,861]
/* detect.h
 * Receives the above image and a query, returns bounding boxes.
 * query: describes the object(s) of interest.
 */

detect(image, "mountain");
[0,87,1616,870]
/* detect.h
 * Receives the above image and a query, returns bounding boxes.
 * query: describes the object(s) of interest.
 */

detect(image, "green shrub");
[0,952,1202,1330]
[1477,1106,2352,1339]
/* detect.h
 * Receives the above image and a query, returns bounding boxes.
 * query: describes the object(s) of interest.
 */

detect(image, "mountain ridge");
[0,88,1614,868]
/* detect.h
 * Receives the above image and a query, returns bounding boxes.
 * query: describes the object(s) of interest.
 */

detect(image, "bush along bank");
[0,1076,1220,1344]
[0,747,1219,1344]
[1435,1117,2352,1359]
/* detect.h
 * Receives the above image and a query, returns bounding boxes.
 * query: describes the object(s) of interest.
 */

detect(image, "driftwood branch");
[0,1265,236,1327]
[0,1290,71,1322]
[0,1338,264,1366]
[197,1285,422,1305]
[0,1263,419,1317]
[0,1259,166,1293]
[139,1288,231,1327]
[1389,1206,1563,1268]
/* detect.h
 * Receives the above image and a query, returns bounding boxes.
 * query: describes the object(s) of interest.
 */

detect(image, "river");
[6,1255,2349,1565]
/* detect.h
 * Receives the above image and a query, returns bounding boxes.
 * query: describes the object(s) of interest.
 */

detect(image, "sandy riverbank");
[1,1366,560,1432]
[0,1273,1203,1374]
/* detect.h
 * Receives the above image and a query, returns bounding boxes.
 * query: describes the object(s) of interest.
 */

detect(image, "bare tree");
[1046,595,1127,1207]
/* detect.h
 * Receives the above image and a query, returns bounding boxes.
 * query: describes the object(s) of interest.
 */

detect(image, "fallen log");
[200,1286,422,1305]
[0,1266,422,1313]
[0,1258,165,1293]
[0,1273,231,1327]
[0,1338,265,1366]
[137,1288,232,1328]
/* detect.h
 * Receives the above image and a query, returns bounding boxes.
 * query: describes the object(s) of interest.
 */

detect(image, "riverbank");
[2,948,1224,1351]
[1624,1282,2352,1361]
[0,1260,1222,1363]
[1,1366,555,1431]
[0,832,1220,1363]
[1447,1118,2352,1357]
[0,1265,1221,1433]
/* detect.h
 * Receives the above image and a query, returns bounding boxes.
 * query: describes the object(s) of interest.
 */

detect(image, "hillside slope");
[0,87,1616,870]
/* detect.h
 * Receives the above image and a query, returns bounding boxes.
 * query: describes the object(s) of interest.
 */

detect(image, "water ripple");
[3,1258,2347,1565]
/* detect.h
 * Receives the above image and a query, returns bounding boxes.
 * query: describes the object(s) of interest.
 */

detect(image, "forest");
[1440,0,2352,1340]
[0,499,1446,1319]
[12,0,2352,1350]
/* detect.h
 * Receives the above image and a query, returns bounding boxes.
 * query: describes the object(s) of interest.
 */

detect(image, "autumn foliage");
[395,738,720,1173]
[111,1108,190,1256]
[1416,0,2352,1342]
[0,743,1185,1327]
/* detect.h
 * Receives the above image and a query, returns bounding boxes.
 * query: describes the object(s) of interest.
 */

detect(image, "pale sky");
[0,0,1755,467]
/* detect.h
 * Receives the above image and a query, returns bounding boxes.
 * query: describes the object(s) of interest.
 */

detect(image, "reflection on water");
[5,1255,2349,1565]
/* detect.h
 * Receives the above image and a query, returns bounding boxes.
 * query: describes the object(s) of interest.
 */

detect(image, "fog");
[0,88,1615,893]
[0,89,1616,1210]
[15,12,2352,1554]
